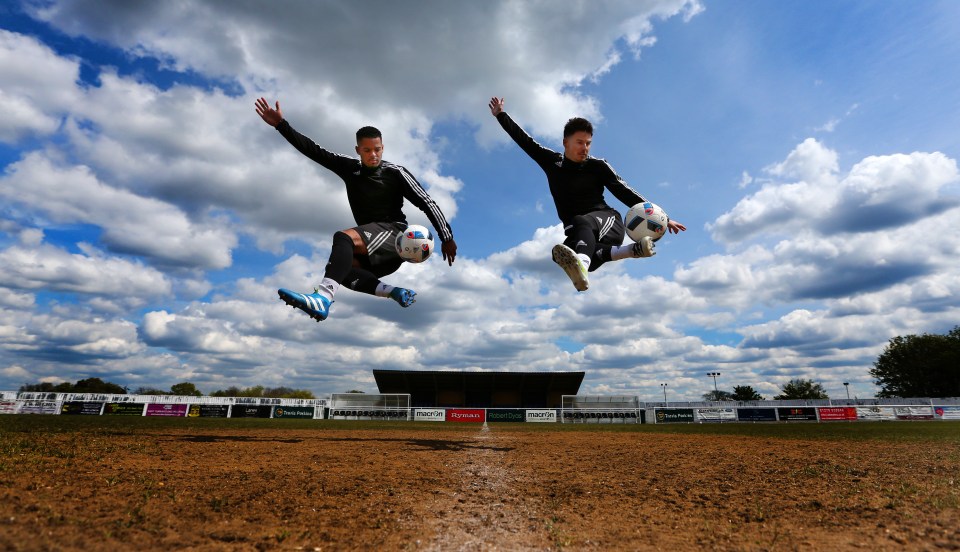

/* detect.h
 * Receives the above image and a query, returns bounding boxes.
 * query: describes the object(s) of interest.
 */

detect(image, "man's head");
[562,117,593,163]
[355,126,383,168]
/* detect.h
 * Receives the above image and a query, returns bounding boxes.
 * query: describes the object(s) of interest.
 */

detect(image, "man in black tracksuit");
[489,97,685,291]
[256,97,457,321]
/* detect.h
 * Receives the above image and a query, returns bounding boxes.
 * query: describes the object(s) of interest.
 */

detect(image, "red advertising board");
[445,409,485,423]
[817,407,857,421]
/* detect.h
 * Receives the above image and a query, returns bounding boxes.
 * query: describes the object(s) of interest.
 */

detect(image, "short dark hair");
[563,117,593,138]
[356,126,382,143]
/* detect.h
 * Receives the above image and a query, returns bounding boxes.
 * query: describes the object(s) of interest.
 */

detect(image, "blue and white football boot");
[278,287,332,322]
[389,287,417,308]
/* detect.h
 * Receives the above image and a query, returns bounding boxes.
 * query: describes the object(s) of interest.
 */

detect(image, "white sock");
[610,244,638,261]
[576,253,591,270]
[315,277,339,301]
[375,283,394,298]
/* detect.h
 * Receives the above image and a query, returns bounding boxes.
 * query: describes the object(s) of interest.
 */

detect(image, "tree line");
[701,325,960,401]
[18,379,316,399]
[701,380,828,402]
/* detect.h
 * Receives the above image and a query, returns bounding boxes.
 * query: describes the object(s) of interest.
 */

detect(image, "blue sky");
[1,0,958,400]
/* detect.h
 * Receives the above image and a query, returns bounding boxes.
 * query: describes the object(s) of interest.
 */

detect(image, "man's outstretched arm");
[488,97,556,166]
[255,97,354,174]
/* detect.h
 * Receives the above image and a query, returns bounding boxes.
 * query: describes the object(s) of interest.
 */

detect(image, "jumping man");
[257,97,457,321]
[489,97,685,292]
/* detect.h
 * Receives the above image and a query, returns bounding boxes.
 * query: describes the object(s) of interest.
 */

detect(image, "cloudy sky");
[1,0,958,401]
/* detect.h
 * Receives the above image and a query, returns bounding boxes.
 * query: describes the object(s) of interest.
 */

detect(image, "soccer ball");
[395,224,434,263]
[625,202,669,242]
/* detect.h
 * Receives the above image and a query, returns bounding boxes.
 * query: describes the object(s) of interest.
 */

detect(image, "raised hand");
[488,97,504,117]
[255,97,283,127]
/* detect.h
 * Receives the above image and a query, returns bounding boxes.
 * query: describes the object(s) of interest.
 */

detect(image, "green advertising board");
[654,408,695,423]
[273,406,315,419]
[486,409,525,422]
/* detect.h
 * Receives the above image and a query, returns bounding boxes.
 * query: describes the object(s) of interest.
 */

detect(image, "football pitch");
[2,417,958,550]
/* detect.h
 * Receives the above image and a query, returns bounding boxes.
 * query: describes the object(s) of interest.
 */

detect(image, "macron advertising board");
[525,409,557,423]
[413,409,445,422]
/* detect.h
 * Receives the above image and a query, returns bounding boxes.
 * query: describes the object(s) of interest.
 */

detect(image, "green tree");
[774,379,828,400]
[73,378,127,394]
[702,390,734,401]
[134,387,168,395]
[170,382,203,397]
[21,378,127,394]
[265,387,315,399]
[731,385,764,401]
[208,385,314,398]
[870,326,960,398]
[19,381,73,393]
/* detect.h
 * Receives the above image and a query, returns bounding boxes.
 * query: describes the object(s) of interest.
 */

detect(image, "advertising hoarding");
[736,408,777,422]
[273,406,316,419]
[60,401,104,415]
[856,406,896,421]
[525,409,557,423]
[413,409,445,422]
[187,404,229,417]
[818,407,857,421]
[777,407,817,421]
[894,406,934,420]
[104,403,146,416]
[446,409,485,423]
[146,404,188,417]
[487,409,525,423]
[230,405,273,418]
[655,409,694,423]
[935,406,960,420]
[696,408,736,422]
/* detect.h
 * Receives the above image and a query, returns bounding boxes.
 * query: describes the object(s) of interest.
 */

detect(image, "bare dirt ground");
[2,423,959,551]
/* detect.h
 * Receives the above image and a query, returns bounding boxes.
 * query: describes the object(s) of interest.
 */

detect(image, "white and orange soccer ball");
[395,224,434,263]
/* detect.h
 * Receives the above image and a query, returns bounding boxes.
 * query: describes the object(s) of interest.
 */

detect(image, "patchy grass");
[2,414,959,443]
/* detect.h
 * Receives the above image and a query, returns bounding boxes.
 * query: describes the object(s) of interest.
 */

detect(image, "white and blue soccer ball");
[625,202,669,242]
[395,224,434,263]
